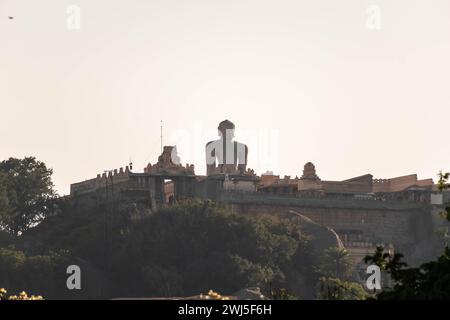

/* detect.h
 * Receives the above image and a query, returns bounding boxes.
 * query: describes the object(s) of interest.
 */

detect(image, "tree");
[317,247,352,279]
[317,277,368,300]
[0,157,56,235]
[438,171,450,221]
[315,247,366,300]
[0,173,10,221]
[364,171,450,299]
[108,200,300,297]
[0,195,339,299]
[364,245,450,299]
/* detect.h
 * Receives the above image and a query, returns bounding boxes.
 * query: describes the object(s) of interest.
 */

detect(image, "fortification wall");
[372,174,432,193]
[388,175,418,192]
[70,166,131,196]
[218,192,432,249]
[322,180,372,194]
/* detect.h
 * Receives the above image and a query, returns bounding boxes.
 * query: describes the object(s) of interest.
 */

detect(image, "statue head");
[218,119,235,139]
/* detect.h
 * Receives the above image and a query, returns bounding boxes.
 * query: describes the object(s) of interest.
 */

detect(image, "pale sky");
[1,0,449,195]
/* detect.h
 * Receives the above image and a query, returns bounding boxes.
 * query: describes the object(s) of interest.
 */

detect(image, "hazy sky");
[1,0,449,194]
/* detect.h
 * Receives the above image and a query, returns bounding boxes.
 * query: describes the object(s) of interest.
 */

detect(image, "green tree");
[317,247,352,279]
[364,171,450,299]
[0,157,56,235]
[317,277,368,300]
[3,197,326,299]
[438,171,450,221]
[95,199,314,298]
[0,173,11,221]
[364,245,450,299]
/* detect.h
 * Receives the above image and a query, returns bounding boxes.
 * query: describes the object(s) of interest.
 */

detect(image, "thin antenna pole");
[160,120,163,153]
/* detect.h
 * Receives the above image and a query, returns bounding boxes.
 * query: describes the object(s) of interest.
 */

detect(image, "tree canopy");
[0,157,56,235]
[1,196,328,299]
[364,171,450,299]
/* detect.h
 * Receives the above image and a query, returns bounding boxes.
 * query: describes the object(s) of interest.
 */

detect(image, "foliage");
[0,244,107,299]
[313,247,359,300]
[364,246,450,299]
[316,247,352,280]
[0,156,356,299]
[438,171,450,221]
[364,171,450,299]
[0,247,67,298]
[0,173,11,222]
[270,287,297,300]
[317,277,368,300]
[107,200,312,298]
[438,171,450,191]
[0,157,56,235]
[1,196,323,299]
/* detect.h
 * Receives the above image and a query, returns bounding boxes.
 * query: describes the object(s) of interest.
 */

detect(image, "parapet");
[373,174,433,192]
[70,166,131,196]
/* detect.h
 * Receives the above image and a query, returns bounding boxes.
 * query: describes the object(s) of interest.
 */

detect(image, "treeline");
[1,197,330,299]
[16,157,450,299]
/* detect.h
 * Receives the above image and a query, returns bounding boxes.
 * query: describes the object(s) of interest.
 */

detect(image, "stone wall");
[70,166,131,196]
[321,174,373,194]
[373,174,433,193]
[217,192,433,250]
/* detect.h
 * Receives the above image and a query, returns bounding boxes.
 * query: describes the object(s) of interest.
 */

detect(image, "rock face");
[232,287,268,300]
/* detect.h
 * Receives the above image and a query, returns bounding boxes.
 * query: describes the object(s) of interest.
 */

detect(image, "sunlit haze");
[1,0,449,194]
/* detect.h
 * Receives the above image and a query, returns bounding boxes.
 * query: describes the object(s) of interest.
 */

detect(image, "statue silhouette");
[205,120,248,175]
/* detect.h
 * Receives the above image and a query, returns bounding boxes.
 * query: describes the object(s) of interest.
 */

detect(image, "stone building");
[259,162,434,197]
[70,146,197,211]
[69,121,447,266]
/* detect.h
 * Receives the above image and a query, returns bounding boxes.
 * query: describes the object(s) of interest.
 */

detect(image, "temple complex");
[68,120,450,266]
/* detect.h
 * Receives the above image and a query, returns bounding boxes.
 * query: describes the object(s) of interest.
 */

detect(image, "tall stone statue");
[205,120,248,175]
